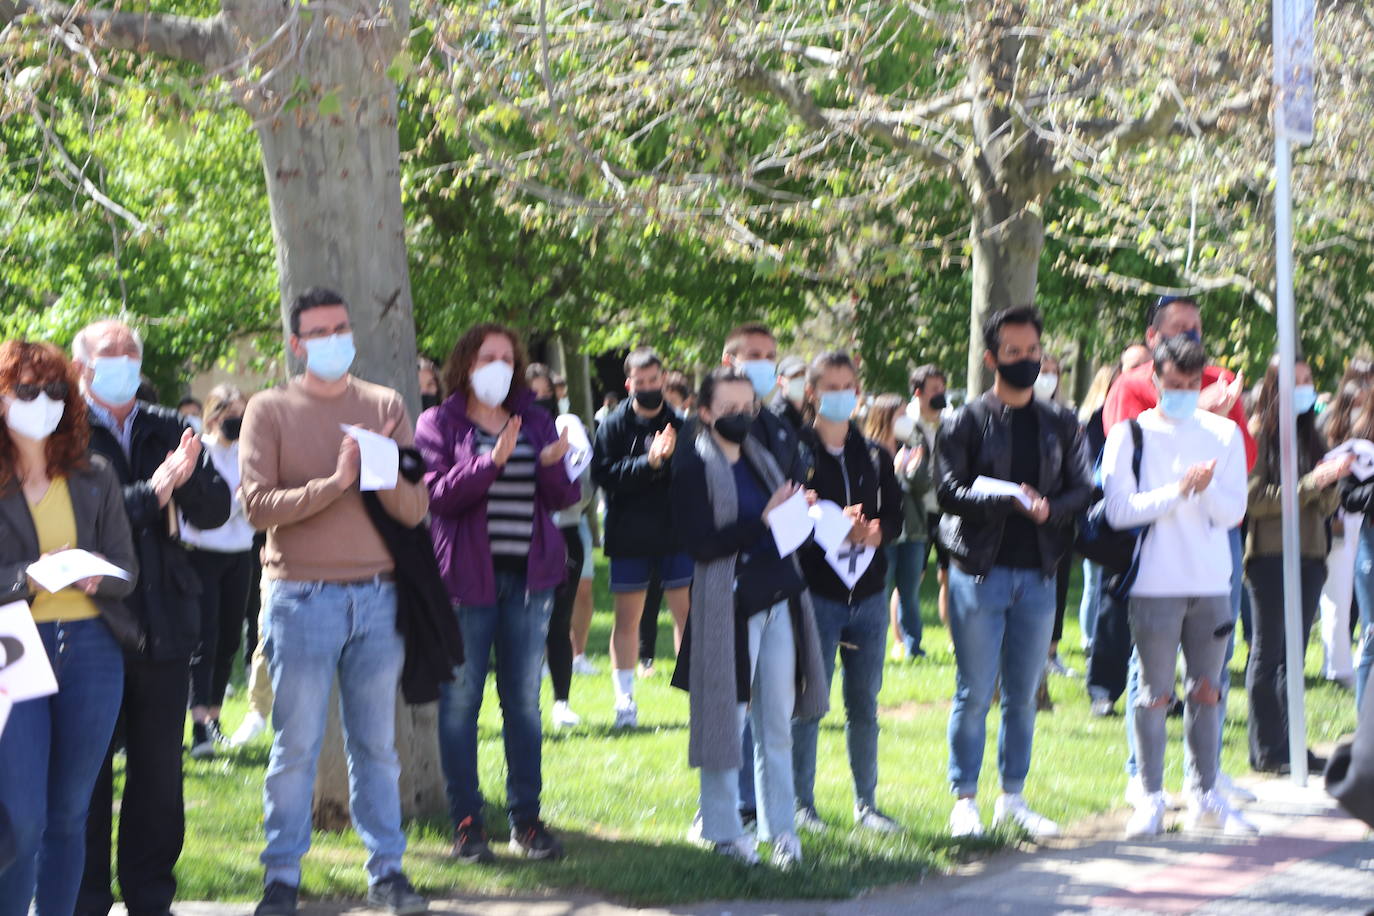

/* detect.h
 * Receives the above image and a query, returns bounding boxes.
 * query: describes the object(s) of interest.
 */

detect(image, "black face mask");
[713,412,753,444]
[633,388,664,411]
[535,397,559,416]
[420,393,442,411]
[928,392,948,411]
[995,358,1041,391]
[220,417,243,441]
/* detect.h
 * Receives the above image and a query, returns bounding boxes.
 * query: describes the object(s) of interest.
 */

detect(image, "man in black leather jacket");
[70,320,230,916]
[935,305,1092,842]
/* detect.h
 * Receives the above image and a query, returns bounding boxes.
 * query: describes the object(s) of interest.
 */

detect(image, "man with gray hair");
[71,319,231,916]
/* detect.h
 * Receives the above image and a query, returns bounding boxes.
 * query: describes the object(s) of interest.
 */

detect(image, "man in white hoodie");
[1102,335,1251,838]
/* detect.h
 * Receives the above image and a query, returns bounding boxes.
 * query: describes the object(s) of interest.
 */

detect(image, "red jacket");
[1103,362,1257,471]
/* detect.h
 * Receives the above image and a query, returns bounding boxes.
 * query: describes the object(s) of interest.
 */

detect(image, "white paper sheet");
[767,489,813,558]
[26,549,131,594]
[824,541,875,589]
[0,601,58,705]
[972,475,1033,510]
[1324,438,1374,482]
[808,500,853,554]
[341,424,400,491]
[555,413,593,483]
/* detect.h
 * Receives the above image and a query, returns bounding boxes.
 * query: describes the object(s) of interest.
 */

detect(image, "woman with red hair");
[0,340,138,916]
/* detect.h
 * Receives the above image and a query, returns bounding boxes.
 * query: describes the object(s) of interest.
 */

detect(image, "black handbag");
[1075,419,1146,576]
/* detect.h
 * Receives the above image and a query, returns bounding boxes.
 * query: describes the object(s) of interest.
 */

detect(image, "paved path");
[117,777,1373,916]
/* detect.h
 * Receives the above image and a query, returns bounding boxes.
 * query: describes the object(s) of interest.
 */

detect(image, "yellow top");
[29,476,100,623]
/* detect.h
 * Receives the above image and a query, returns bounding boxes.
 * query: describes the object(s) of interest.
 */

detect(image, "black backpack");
[1074,419,1148,598]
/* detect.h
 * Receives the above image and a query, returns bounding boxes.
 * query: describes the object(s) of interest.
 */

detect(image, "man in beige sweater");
[239,288,429,916]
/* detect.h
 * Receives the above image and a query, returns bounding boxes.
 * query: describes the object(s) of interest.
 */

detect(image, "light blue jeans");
[1354,523,1374,711]
[885,540,927,655]
[1124,525,1242,781]
[261,579,407,888]
[792,590,887,811]
[700,602,796,844]
[1079,559,1103,652]
[947,565,1057,796]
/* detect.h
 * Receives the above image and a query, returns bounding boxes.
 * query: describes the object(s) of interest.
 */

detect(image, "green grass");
[130,553,1358,906]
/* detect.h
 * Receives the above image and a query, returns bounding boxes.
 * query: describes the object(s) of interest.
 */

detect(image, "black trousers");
[1088,588,1133,702]
[1245,554,1325,770]
[548,525,584,702]
[242,537,265,668]
[187,548,254,710]
[77,655,189,916]
[637,575,666,664]
[1052,551,1072,645]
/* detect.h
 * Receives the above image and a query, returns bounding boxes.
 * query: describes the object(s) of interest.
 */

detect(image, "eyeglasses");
[298,323,352,340]
[10,381,69,402]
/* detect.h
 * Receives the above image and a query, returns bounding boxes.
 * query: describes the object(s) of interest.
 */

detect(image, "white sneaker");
[551,700,580,728]
[612,701,638,729]
[571,654,600,675]
[685,811,705,846]
[228,711,267,747]
[1125,792,1166,839]
[1127,774,1180,810]
[992,793,1060,839]
[713,835,760,866]
[949,797,984,838]
[541,662,551,680]
[1215,771,1257,804]
[770,832,803,870]
[854,803,901,834]
[794,805,827,834]
[1090,697,1114,717]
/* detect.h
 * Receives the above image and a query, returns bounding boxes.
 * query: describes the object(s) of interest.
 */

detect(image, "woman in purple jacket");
[415,323,580,865]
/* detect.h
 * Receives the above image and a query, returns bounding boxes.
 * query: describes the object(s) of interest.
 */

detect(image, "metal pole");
[1273,131,1309,786]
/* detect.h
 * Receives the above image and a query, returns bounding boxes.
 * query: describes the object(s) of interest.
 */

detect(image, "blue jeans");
[261,579,407,887]
[0,619,123,916]
[1079,560,1103,652]
[1124,525,1243,781]
[947,565,1056,796]
[440,571,554,828]
[1354,524,1374,710]
[886,541,926,655]
[792,590,887,810]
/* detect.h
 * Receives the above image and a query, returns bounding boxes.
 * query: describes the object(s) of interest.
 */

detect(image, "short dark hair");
[909,364,945,394]
[983,305,1043,353]
[289,287,348,337]
[1147,295,1200,330]
[624,346,663,375]
[1151,335,1207,377]
[723,322,775,358]
[697,366,753,410]
[177,396,202,411]
[664,371,692,401]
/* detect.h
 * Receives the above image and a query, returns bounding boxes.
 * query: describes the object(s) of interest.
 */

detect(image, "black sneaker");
[451,815,495,864]
[740,807,758,834]
[254,880,298,916]
[189,722,215,760]
[366,872,427,915]
[509,819,565,860]
[208,718,228,746]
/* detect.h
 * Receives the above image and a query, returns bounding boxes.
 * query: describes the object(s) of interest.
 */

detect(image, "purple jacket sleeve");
[415,407,501,518]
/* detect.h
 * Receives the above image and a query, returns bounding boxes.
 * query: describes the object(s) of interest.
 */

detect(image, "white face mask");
[786,376,806,405]
[892,414,915,444]
[5,393,66,441]
[471,360,514,408]
[1033,373,1059,399]
[558,396,571,415]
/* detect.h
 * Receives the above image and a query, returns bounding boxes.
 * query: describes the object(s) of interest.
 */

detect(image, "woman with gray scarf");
[670,367,828,868]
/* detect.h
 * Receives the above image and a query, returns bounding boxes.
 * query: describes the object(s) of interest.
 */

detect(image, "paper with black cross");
[824,539,875,589]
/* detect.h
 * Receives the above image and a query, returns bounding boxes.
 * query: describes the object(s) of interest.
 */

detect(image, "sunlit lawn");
[107,552,1359,906]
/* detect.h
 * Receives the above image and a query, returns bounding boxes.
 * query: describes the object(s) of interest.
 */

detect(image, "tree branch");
[1074,79,1269,149]
[0,0,230,68]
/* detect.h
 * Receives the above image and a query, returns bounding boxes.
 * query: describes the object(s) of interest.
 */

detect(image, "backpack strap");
[1129,418,1144,484]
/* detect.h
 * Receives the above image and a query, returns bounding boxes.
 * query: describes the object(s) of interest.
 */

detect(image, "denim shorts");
[609,551,693,593]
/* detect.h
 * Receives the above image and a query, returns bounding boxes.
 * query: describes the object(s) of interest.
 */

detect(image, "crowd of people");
[0,288,1369,915]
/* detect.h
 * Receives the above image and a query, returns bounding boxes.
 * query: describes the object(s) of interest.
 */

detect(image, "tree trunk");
[223,0,443,826]
[965,204,1045,397]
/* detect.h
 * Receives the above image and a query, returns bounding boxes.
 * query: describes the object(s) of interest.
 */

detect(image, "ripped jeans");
[1128,595,1232,796]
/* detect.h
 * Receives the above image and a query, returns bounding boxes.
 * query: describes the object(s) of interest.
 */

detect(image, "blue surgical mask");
[740,359,777,399]
[303,333,355,382]
[1294,384,1317,415]
[1159,388,1200,421]
[90,355,142,406]
[1181,329,1202,344]
[817,389,857,423]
